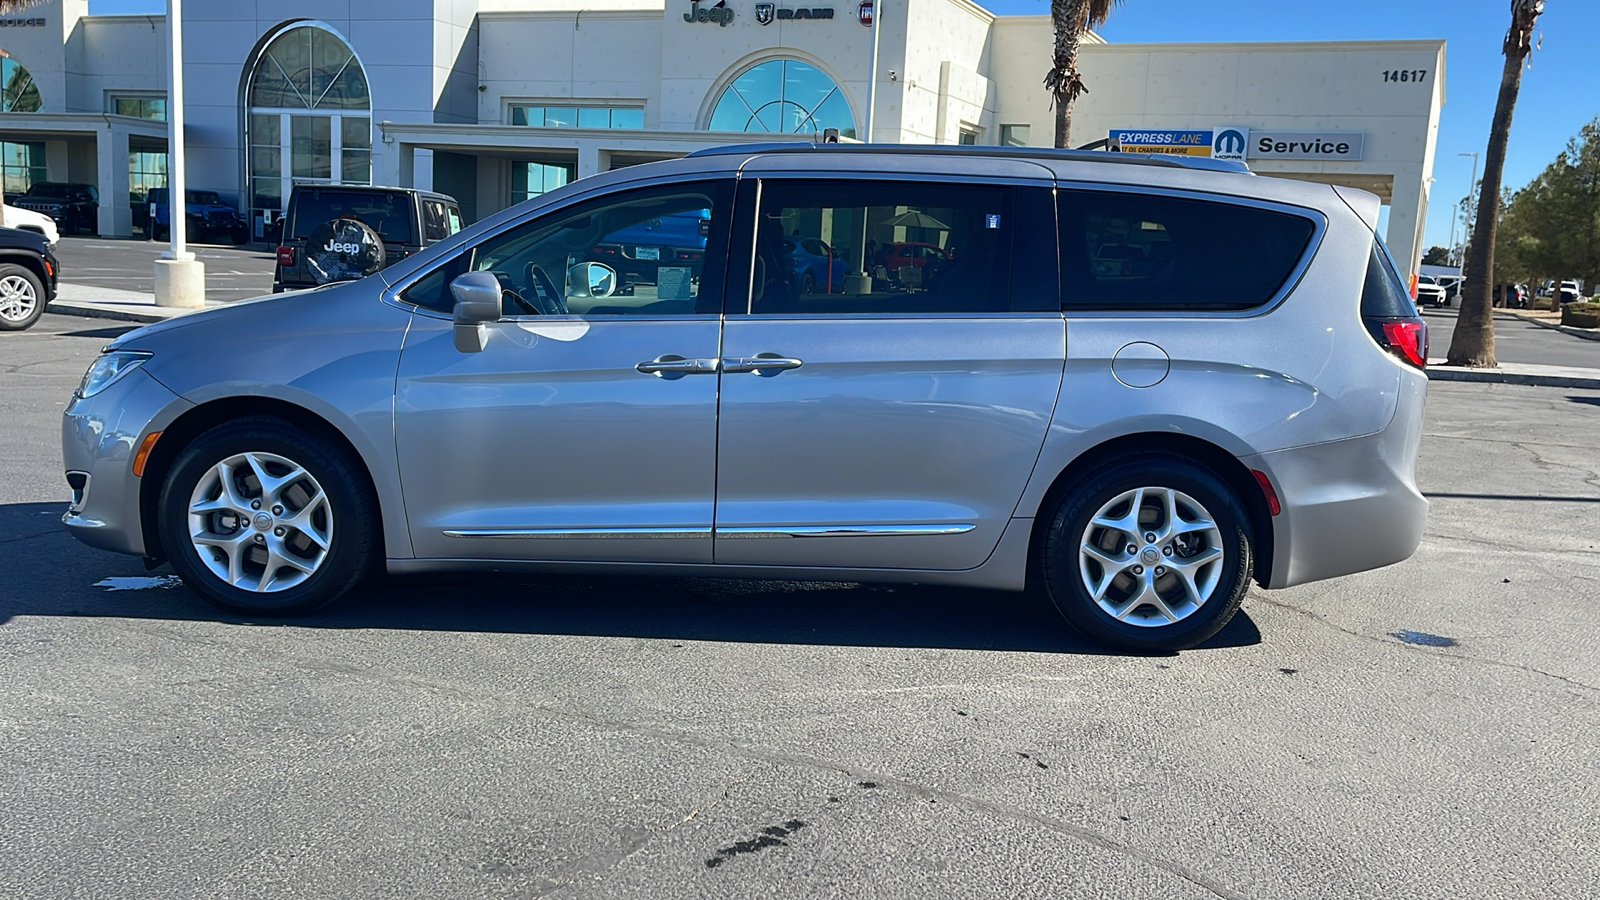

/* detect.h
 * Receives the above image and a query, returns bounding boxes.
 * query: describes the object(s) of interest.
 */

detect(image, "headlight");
[77,351,152,399]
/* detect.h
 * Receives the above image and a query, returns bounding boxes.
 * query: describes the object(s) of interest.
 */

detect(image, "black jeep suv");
[0,226,60,331]
[13,183,99,236]
[273,185,463,291]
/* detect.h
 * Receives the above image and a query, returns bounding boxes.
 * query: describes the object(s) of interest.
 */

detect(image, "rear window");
[290,189,415,243]
[1058,190,1318,310]
[1361,239,1418,318]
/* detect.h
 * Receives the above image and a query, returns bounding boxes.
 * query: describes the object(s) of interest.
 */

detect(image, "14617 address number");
[1382,69,1427,83]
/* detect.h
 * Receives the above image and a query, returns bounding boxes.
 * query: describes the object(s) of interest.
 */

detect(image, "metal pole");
[1456,151,1478,265]
[165,0,188,260]
[864,0,881,142]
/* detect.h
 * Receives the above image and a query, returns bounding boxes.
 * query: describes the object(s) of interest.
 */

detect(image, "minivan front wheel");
[158,417,376,615]
[1043,454,1252,652]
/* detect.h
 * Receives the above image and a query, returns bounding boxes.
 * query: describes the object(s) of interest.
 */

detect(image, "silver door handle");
[723,354,804,375]
[636,355,719,379]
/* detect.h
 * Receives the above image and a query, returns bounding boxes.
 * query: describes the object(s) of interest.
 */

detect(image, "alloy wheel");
[1078,486,1225,627]
[186,451,333,592]
[0,274,38,323]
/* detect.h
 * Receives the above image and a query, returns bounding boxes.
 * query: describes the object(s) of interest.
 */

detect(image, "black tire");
[1041,453,1253,652]
[0,263,46,331]
[158,416,377,616]
[800,271,816,295]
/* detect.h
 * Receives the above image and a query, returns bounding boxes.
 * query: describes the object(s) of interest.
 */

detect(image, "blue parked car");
[146,188,250,244]
[581,209,709,294]
[783,236,848,294]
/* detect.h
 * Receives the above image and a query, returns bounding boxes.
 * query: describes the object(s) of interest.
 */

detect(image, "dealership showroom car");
[60,144,1430,652]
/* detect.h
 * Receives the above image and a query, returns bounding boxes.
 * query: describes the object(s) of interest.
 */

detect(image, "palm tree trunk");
[1446,0,1542,367]
[1047,0,1089,149]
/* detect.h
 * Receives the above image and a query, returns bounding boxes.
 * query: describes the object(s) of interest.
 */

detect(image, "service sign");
[1111,130,1213,156]
[1250,131,1364,161]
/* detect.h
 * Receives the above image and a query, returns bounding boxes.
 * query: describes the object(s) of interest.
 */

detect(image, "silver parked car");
[62,144,1430,651]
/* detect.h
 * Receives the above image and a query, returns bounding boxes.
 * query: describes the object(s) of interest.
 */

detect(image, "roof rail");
[686,141,1253,174]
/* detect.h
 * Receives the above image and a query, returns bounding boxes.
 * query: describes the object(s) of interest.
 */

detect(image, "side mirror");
[566,261,617,299]
[450,271,502,353]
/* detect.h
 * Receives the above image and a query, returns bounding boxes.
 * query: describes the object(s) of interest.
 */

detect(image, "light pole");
[153,0,205,308]
[1454,151,1479,267]
[864,0,882,142]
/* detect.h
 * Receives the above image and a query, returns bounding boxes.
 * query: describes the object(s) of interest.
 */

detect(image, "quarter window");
[1058,191,1317,310]
[739,180,1013,315]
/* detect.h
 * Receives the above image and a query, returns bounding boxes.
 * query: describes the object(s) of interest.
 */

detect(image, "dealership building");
[0,0,1444,274]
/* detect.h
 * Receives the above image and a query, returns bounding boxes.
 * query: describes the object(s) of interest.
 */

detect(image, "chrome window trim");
[715,524,976,539]
[1053,180,1329,321]
[444,527,708,539]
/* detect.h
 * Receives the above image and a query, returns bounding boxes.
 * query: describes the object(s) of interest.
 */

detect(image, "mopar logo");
[1213,128,1248,161]
[323,240,361,254]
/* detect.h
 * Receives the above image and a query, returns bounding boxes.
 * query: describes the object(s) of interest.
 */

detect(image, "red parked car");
[878,241,949,272]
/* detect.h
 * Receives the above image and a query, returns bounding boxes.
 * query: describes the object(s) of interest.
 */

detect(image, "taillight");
[1369,317,1428,369]
[276,246,294,267]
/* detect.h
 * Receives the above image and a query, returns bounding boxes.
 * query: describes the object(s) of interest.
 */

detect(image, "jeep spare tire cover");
[303,218,385,285]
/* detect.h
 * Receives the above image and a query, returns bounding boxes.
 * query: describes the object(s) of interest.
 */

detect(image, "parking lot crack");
[1252,595,1600,694]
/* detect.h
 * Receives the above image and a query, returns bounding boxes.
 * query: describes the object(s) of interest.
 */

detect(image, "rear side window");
[290,189,415,243]
[422,200,460,242]
[1058,190,1317,311]
[737,179,1014,315]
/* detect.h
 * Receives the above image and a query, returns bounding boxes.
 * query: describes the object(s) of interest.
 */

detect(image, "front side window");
[739,179,1013,315]
[403,181,732,317]
[1058,190,1318,311]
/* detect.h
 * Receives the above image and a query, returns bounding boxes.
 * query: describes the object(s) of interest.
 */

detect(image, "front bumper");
[1250,369,1429,589]
[62,368,192,557]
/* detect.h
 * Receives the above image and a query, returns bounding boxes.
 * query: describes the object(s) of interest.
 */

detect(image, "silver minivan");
[62,144,1429,651]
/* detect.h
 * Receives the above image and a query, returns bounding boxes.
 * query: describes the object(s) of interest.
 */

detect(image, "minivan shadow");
[1,501,1261,655]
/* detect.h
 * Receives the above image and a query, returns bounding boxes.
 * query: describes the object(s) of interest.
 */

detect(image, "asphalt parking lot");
[2,314,1598,899]
[51,236,278,303]
[1422,306,1599,368]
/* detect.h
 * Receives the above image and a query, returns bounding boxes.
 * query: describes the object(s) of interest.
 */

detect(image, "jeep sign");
[1249,131,1364,161]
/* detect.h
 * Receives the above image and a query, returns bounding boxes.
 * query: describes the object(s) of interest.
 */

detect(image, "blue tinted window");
[708,59,855,138]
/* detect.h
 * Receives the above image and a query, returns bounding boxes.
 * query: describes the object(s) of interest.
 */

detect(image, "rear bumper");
[1250,369,1428,589]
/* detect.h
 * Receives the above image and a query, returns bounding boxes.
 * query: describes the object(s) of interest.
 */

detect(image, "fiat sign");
[858,0,873,26]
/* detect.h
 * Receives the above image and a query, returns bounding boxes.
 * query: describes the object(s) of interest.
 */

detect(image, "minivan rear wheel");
[1042,454,1252,652]
[158,417,376,615]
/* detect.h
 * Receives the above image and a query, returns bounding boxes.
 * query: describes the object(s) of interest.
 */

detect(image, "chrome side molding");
[444,527,709,539]
[715,524,976,539]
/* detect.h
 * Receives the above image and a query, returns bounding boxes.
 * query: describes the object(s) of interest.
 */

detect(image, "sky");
[88,0,1598,252]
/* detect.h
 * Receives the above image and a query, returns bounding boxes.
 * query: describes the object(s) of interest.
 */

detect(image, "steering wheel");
[494,272,545,316]
[527,264,568,315]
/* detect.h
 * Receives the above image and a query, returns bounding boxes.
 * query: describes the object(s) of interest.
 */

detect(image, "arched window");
[245,24,371,229]
[1,53,41,113]
[707,59,855,138]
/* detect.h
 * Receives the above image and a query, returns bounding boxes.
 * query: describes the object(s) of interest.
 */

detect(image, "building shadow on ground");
[1,501,1261,656]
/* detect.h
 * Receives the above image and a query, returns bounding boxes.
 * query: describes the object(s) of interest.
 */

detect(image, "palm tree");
[1043,0,1122,149]
[1447,0,1545,368]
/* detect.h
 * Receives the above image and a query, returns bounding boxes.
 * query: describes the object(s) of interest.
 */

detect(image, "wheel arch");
[1025,432,1276,587]
[0,251,50,288]
[138,396,387,568]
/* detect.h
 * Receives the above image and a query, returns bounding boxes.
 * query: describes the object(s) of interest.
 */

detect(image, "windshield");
[189,191,223,205]
[23,184,72,199]
[290,189,415,243]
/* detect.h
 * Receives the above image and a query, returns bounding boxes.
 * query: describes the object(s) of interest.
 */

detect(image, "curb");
[46,301,187,325]
[1501,309,1600,342]
[1427,367,1600,390]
